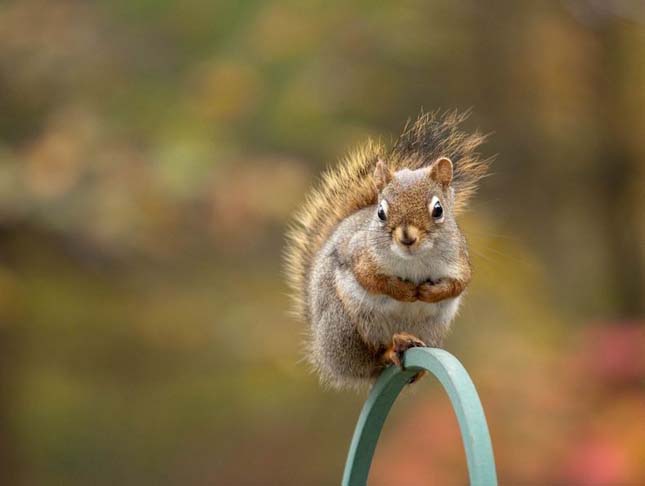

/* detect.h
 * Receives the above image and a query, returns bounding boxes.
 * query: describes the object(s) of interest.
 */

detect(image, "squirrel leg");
[311,294,381,388]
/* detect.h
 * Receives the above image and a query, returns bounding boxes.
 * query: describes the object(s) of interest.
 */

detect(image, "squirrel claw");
[381,332,426,369]
[381,347,402,368]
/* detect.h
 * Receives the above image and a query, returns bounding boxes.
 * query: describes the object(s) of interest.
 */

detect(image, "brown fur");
[418,275,470,303]
[430,156,453,187]
[373,159,393,191]
[284,110,490,324]
[390,110,491,214]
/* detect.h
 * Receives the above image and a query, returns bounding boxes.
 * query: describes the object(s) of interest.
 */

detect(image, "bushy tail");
[284,110,490,322]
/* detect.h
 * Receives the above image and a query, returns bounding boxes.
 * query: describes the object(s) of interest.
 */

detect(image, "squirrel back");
[284,110,490,324]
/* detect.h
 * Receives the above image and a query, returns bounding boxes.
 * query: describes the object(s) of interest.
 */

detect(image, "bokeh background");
[0,1,643,485]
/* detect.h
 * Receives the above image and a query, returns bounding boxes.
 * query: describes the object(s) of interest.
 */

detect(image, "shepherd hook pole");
[342,347,497,486]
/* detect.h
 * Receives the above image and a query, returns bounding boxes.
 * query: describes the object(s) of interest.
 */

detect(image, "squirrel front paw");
[417,280,446,303]
[398,280,419,302]
[380,332,426,368]
[381,275,418,302]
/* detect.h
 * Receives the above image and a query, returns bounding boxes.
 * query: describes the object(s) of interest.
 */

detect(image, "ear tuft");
[430,157,453,187]
[373,159,393,191]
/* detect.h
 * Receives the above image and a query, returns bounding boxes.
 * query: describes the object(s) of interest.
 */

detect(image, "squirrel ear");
[373,159,393,191]
[430,157,453,187]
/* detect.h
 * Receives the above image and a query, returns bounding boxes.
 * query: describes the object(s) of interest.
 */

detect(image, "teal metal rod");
[341,347,497,486]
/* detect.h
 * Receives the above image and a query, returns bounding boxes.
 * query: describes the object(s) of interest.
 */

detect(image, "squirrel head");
[371,157,456,257]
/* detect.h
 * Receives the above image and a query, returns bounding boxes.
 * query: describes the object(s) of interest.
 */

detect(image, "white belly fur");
[335,268,460,344]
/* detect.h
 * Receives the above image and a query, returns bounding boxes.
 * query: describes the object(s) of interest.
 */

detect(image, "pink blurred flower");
[562,435,631,486]
[574,322,645,387]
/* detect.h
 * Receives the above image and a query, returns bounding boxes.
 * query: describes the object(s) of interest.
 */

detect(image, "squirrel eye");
[430,196,444,222]
[377,200,388,221]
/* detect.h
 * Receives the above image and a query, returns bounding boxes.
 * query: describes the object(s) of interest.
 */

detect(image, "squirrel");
[284,111,490,389]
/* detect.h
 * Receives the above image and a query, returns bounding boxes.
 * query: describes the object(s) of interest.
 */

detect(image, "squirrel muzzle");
[394,224,420,249]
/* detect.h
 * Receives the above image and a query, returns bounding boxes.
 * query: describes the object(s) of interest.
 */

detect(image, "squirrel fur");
[284,110,490,389]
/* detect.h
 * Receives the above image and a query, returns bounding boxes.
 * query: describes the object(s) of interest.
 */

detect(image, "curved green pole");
[342,347,497,486]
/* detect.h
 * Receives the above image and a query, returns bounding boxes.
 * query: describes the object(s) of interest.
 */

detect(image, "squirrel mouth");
[391,239,433,258]
[392,242,419,258]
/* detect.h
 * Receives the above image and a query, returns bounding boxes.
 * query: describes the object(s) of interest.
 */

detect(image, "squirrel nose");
[395,225,419,247]
[400,234,417,246]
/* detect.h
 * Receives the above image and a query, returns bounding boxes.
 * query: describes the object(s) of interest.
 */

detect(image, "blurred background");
[0,0,643,484]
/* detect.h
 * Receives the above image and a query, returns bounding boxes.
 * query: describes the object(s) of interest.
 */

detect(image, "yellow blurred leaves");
[189,61,262,122]
[247,4,322,62]
[0,267,20,325]
[22,108,98,199]
[208,157,310,249]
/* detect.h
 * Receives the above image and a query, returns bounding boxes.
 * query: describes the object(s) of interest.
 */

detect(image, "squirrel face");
[372,158,454,258]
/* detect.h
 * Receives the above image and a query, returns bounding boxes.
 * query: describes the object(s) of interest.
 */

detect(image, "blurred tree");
[594,17,644,316]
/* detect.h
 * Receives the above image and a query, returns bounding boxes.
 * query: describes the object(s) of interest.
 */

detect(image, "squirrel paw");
[381,332,426,368]
[399,283,419,303]
[417,280,444,303]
